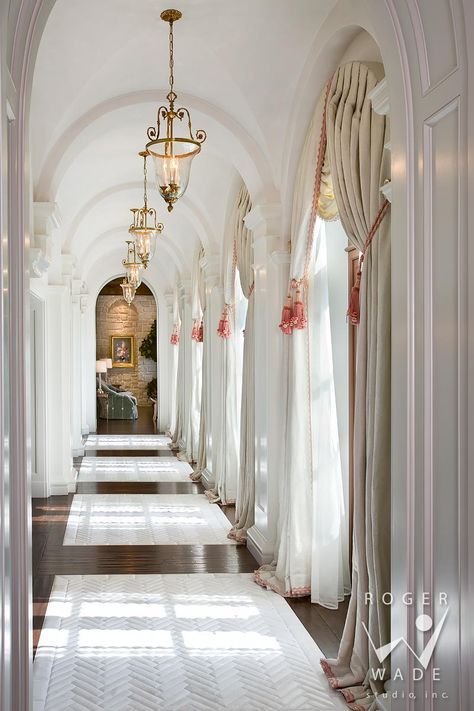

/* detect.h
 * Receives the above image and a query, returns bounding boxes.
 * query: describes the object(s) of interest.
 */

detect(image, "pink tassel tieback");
[347,268,362,325]
[347,198,390,326]
[279,293,293,334]
[292,287,307,329]
[217,305,231,339]
[170,324,180,345]
[191,319,204,342]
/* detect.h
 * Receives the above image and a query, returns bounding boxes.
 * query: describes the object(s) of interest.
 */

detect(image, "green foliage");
[139,319,157,361]
[146,377,157,400]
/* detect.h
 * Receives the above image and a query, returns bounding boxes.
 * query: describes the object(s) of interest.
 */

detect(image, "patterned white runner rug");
[63,495,237,546]
[78,457,193,482]
[84,434,172,450]
[33,574,346,711]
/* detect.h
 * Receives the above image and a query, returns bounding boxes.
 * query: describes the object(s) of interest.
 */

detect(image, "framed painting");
[111,335,135,368]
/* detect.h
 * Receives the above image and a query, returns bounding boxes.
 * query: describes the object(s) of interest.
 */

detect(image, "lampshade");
[96,360,107,374]
[105,358,113,369]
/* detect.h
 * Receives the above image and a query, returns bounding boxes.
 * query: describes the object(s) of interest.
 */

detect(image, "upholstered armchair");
[97,380,138,420]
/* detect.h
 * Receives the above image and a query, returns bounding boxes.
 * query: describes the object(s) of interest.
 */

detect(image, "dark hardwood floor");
[33,407,349,660]
[96,405,157,434]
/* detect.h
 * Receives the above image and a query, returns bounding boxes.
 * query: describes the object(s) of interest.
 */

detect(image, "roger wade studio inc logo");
[363,591,449,701]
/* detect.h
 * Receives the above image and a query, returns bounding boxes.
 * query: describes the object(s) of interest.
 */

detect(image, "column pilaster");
[244,204,285,563]
[71,279,84,456]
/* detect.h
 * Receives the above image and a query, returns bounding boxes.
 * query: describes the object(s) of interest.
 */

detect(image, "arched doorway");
[95,278,158,432]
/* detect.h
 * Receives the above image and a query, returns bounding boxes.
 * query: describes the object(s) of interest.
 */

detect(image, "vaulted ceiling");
[31,0,337,292]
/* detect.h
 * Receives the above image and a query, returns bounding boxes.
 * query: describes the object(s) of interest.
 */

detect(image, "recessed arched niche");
[95,278,157,407]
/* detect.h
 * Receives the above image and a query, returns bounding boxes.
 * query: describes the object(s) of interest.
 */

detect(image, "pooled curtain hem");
[320,660,378,711]
[227,527,247,544]
[254,566,311,597]
[204,489,236,505]
[254,566,350,605]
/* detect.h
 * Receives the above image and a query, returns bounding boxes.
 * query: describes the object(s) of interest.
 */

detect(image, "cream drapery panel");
[171,285,184,450]
[168,286,179,436]
[320,61,391,711]
[228,185,253,542]
[208,188,244,505]
[255,86,349,604]
[185,246,204,463]
[192,248,207,479]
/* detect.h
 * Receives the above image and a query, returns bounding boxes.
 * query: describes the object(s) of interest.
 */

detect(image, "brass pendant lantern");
[145,9,206,212]
[130,151,164,268]
[122,240,143,288]
[121,277,136,306]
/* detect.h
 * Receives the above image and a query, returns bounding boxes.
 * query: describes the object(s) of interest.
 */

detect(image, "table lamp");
[96,360,107,393]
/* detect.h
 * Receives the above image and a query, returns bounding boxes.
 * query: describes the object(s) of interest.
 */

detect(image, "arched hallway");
[1,1,473,709]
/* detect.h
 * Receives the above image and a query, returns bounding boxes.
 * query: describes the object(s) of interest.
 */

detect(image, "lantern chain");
[168,19,175,104]
[143,152,148,209]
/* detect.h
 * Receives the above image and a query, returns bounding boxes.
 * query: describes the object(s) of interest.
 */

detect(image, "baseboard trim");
[31,479,50,498]
[201,467,214,490]
[49,483,70,496]
[246,526,274,565]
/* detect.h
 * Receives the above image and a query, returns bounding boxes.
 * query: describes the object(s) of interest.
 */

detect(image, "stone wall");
[96,295,157,406]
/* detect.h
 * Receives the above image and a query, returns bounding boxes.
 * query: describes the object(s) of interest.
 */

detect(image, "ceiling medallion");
[129,151,164,268]
[122,240,143,289]
[145,8,206,212]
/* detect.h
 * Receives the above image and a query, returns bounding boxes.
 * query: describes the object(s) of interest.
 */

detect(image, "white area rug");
[84,434,172,450]
[78,457,193,482]
[63,495,237,546]
[33,574,346,711]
